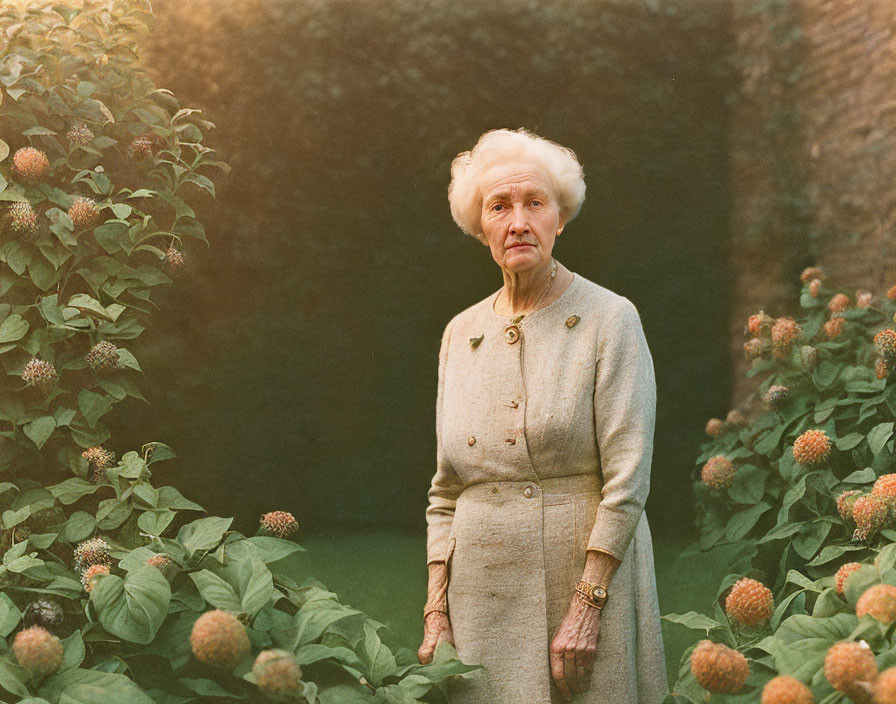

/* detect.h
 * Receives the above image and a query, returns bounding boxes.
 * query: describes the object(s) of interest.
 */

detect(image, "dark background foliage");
[108,0,735,540]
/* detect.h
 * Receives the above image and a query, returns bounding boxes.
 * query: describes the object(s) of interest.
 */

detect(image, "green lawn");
[279,530,729,690]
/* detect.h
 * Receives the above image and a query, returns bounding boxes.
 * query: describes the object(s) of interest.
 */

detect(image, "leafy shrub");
[664,268,896,702]
[0,2,476,701]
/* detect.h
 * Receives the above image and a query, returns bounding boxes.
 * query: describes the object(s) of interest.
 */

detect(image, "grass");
[277,529,731,691]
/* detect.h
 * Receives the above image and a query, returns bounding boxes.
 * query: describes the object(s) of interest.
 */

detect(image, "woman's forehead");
[481,161,552,198]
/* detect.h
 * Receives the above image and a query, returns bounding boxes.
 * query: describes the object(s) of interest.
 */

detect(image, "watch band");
[575,580,609,609]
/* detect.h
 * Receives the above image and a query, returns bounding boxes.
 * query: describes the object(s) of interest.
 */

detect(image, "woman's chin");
[503,248,540,270]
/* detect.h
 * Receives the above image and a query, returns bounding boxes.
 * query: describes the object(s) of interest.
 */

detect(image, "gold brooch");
[504,325,521,344]
[566,315,580,328]
[469,334,484,348]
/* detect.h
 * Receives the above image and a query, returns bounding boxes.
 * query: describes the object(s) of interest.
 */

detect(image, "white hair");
[448,128,586,242]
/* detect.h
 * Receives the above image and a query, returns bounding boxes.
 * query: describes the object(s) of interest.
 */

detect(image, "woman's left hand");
[549,595,602,701]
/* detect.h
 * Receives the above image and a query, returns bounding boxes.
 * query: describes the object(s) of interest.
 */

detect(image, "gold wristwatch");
[575,580,609,609]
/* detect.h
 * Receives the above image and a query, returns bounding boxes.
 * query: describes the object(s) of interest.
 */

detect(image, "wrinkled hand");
[550,595,602,701]
[418,611,455,663]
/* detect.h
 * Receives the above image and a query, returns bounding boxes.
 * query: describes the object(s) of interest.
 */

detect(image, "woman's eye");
[530,200,542,207]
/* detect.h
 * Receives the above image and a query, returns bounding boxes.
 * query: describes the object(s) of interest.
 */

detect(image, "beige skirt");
[445,474,667,704]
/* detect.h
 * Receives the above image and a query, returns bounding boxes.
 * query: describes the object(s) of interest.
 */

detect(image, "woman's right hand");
[419,560,455,663]
[418,610,454,663]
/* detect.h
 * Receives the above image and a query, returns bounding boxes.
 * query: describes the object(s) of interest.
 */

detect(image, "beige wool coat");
[425,271,668,704]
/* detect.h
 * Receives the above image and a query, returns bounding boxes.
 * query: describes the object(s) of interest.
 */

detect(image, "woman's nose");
[509,206,529,234]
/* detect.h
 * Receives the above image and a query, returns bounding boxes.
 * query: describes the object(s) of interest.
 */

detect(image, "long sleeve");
[425,318,464,565]
[586,298,657,561]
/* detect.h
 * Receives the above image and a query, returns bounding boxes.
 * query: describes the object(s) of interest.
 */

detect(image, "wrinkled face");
[478,161,564,273]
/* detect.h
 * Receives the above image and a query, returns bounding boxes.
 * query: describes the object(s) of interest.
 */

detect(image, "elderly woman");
[416,128,667,703]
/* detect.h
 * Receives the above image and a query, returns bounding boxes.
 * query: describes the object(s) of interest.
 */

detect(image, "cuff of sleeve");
[585,546,621,561]
[426,520,453,564]
[587,506,641,562]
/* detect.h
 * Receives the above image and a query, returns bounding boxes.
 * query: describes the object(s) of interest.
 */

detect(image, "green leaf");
[778,447,798,482]
[0,591,21,636]
[62,512,96,542]
[132,484,158,507]
[812,360,839,390]
[95,498,132,530]
[282,602,362,650]
[177,678,244,699]
[292,643,362,667]
[755,423,787,455]
[770,590,806,632]
[727,464,766,504]
[792,520,832,560]
[2,506,31,529]
[144,442,175,464]
[39,669,155,704]
[777,475,808,524]
[157,486,202,511]
[89,566,171,644]
[725,501,771,541]
[772,613,857,680]
[189,570,242,611]
[812,587,851,618]
[660,611,724,635]
[49,478,102,505]
[124,188,157,199]
[243,536,305,563]
[835,433,865,451]
[183,173,215,198]
[842,467,877,484]
[240,557,274,616]
[110,203,132,219]
[137,509,174,536]
[0,660,30,698]
[67,293,111,320]
[4,241,32,275]
[29,256,58,290]
[178,516,232,554]
[24,416,56,449]
[7,554,45,574]
[78,389,113,428]
[357,621,397,686]
[118,452,146,479]
[53,407,77,427]
[114,348,141,372]
[868,422,894,456]
[844,566,880,606]
[0,313,29,343]
[92,223,126,254]
[59,632,85,672]
[172,215,206,244]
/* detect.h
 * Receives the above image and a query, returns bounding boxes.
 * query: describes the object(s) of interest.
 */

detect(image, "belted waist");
[458,473,601,502]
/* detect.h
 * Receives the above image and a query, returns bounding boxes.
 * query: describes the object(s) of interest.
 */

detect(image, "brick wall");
[729,0,896,408]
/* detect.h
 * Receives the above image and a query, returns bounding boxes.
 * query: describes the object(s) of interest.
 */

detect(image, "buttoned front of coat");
[426,272,668,704]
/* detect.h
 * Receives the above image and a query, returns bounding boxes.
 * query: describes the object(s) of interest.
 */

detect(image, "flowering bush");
[665,267,896,702]
[0,2,476,701]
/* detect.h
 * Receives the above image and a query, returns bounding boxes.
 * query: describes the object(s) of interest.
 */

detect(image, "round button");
[523,486,534,498]
[504,325,521,344]
[467,436,476,446]
[566,315,580,328]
